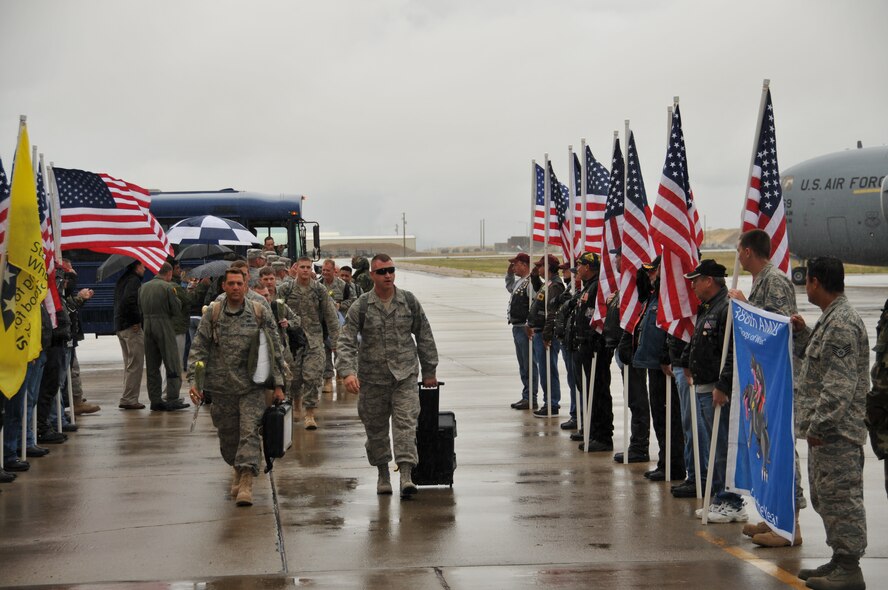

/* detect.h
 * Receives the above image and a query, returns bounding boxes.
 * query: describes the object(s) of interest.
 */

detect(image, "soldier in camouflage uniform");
[319,259,357,392]
[336,253,438,499]
[187,269,286,507]
[273,261,292,287]
[729,229,806,547]
[246,249,266,287]
[139,263,188,411]
[791,257,868,589]
[867,297,888,499]
[351,255,374,295]
[277,256,339,430]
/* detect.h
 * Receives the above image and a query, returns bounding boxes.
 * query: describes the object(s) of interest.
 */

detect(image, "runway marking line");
[696,530,806,588]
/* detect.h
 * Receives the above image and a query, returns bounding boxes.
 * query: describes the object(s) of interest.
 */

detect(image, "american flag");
[52,168,172,272]
[651,105,704,342]
[618,131,654,331]
[742,89,788,273]
[548,161,573,261]
[0,158,9,252]
[532,163,556,243]
[592,136,624,331]
[578,146,609,254]
[37,165,61,319]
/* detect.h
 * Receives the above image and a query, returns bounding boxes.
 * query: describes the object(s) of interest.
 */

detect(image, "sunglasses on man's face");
[373,266,396,276]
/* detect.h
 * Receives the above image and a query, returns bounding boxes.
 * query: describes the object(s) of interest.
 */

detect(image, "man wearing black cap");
[527,255,565,417]
[506,253,539,410]
[681,259,743,523]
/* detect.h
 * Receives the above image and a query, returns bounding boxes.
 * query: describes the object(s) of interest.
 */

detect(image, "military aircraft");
[782,144,888,284]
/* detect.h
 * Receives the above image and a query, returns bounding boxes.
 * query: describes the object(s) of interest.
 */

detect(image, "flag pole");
[22,137,34,456]
[579,138,590,444]
[621,123,631,465]
[529,160,536,410]
[567,146,576,292]
[702,79,771,524]
[544,153,552,418]
[570,145,582,433]
[665,104,673,484]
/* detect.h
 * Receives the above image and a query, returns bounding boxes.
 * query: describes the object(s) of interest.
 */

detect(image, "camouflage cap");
[247,249,265,261]
[278,257,292,266]
[352,256,370,271]
[271,261,287,271]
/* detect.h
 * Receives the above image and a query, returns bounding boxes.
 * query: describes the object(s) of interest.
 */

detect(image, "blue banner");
[727,300,795,543]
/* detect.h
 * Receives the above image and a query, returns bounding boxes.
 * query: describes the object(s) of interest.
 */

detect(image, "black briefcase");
[262,401,293,473]
[412,382,457,487]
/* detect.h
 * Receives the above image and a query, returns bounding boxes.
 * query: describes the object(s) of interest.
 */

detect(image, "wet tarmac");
[2,269,887,589]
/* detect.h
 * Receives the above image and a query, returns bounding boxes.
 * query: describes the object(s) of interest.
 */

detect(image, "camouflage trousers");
[323,343,335,380]
[357,375,420,467]
[288,344,324,409]
[209,388,266,476]
[809,438,867,558]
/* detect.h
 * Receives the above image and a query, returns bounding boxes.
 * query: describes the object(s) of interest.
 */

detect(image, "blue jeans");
[4,352,46,455]
[674,369,696,482]
[696,387,742,508]
[532,333,561,409]
[512,325,538,402]
[561,346,576,418]
[48,348,73,427]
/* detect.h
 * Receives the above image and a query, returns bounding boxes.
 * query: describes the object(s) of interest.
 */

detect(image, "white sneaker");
[694,504,718,518]
[706,503,748,523]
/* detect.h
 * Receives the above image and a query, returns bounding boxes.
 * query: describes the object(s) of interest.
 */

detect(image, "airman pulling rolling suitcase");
[412,382,456,487]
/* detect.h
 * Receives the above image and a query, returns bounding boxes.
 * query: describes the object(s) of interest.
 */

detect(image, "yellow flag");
[0,118,47,399]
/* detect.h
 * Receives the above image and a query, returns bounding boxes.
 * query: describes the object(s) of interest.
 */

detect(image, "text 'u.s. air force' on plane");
[794,175,886,192]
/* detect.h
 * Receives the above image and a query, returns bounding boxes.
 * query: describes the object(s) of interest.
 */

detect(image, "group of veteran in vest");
[505,229,879,590]
[186,253,438,506]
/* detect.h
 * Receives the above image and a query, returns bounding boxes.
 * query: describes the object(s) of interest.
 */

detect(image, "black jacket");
[681,285,733,394]
[114,269,142,332]
[528,273,565,340]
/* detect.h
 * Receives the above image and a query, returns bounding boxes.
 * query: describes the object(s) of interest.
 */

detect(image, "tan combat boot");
[230,467,241,498]
[291,397,302,422]
[74,402,100,415]
[377,465,393,495]
[752,522,802,547]
[398,462,417,499]
[304,408,318,430]
[236,470,254,506]
[742,521,772,537]
[322,378,333,393]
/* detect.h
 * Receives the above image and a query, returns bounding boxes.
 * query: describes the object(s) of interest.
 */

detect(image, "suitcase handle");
[418,381,444,389]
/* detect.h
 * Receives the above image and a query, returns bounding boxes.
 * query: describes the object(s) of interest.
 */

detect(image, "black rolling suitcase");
[412,382,457,487]
[262,401,293,473]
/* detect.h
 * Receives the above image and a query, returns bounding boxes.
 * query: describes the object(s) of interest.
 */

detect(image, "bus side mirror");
[313,225,320,253]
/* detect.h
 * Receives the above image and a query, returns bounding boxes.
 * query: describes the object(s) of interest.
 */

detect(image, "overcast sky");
[1,0,886,249]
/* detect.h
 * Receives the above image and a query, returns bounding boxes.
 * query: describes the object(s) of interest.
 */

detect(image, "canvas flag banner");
[727,299,795,543]
[0,120,47,398]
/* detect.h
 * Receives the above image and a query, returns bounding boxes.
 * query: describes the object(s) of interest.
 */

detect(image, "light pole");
[402,212,407,257]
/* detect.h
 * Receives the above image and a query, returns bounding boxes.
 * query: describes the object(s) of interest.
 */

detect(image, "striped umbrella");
[166,215,259,245]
